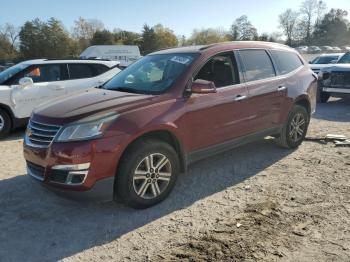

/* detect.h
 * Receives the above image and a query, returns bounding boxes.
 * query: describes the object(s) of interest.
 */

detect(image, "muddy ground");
[0,98,349,262]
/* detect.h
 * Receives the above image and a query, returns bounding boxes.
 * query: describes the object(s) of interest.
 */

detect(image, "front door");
[183,52,251,153]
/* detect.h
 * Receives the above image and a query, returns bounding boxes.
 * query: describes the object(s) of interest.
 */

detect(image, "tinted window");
[311,55,339,64]
[270,50,303,75]
[0,63,29,84]
[338,52,350,64]
[239,50,275,82]
[195,54,238,88]
[69,64,96,79]
[92,64,110,75]
[24,64,62,83]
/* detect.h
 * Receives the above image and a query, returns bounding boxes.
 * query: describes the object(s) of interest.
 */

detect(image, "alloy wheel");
[289,113,306,142]
[133,153,172,199]
[0,115,4,131]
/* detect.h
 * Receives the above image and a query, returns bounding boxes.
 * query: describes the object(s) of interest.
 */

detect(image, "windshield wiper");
[112,87,140,94]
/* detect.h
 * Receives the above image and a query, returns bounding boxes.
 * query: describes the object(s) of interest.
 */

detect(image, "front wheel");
[0,109,11,139]
[116,139,179,209]
[276,105,309,149]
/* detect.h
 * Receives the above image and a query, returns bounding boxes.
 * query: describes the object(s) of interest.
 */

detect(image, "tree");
[279,9,300,46]
[19,18,72,59]
[114,29,141,45]
[0,23,19,59]
[187,28,230,45]
[312,8,349,45]
[72,17,104,50]
[153,24,178,49]
[231,15,258,40]
[140,24,159,55]
[91,30,115,45]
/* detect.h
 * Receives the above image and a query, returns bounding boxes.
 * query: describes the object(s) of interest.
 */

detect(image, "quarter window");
[270,50,303,75]
[239,50,275,82]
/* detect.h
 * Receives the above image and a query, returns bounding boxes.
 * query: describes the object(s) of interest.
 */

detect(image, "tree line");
[1,0,349,61]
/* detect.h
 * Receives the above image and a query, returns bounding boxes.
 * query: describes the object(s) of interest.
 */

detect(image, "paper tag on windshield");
[171,56,191,64]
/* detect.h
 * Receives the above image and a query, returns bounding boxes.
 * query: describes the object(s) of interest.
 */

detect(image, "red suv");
[23,42,317,208]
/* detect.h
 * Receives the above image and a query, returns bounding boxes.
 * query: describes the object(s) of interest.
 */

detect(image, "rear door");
[183,52,251,153]
[237,49,285,132]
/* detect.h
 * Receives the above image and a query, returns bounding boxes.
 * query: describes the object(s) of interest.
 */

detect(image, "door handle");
[277,86,287,91]
[234,95,247,101]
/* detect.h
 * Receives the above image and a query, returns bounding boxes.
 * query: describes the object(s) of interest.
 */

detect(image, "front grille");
[26,120,61,148]
[27,161,45,181]
[330,72,350,87]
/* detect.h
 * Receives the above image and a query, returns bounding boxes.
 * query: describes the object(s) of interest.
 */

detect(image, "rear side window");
[92,64,110,75]
[239,50,275,82]
[270,50,303,75]
[68,64,96,79]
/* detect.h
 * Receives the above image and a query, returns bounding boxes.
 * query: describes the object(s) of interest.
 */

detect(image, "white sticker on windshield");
[171,56,191,64]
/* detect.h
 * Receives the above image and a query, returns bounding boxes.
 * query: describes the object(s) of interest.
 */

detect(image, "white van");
[0,59,120,138]
[80,45,142,67]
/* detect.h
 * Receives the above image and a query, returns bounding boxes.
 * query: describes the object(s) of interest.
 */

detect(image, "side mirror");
[308,61,312,64]
[19,77,34,87]
[191,79,217,94]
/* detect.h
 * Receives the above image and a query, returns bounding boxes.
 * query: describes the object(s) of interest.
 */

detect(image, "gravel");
[0,98,349,262]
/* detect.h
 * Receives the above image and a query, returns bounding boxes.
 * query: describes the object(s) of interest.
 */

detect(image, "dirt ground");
[0,98,349,262]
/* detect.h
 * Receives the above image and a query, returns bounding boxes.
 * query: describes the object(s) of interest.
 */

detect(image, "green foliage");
[187,28,230,45]
[19,18,73,59]
[91,30,115,45]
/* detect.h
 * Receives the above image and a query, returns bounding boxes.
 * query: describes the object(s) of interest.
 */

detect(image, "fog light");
[50,163,90,185]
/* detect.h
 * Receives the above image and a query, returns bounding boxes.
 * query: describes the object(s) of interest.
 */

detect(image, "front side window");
[270,50,303,75]
[239,50,276,82]
[337,52,350,64]
[23,64,63,83]
[194,54,239,88]
[104,53,198,94]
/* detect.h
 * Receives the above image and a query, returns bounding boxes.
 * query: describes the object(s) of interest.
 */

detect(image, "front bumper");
[322,87,350,94]
[23,135,125,201]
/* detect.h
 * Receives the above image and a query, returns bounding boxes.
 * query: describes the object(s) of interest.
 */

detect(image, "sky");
[1,0,350,37]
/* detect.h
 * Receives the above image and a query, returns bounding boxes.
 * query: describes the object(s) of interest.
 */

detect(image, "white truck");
[0,59,120,138]
[80,45,142,67]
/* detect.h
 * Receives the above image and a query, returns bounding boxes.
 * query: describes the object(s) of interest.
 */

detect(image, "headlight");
[56,112,119,142]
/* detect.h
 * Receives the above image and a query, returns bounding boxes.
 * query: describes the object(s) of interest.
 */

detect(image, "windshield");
[0,63,29,84]
[311,55,339,64]
[337,53,350,64]
[103,53,198,94]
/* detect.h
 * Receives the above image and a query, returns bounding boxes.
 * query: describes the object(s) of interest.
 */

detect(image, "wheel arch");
[294,95,311,115]
[0,103,14,129]
[117,129,187,174]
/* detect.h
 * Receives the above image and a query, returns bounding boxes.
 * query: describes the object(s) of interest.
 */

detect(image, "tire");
[116,139,179,209]
[276,105,309,149]
[0,109,11,139]
[317,89,330,103]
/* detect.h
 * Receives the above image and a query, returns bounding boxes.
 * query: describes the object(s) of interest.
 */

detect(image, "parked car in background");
[317,52,350,103]
[0,59,121,138]
[295,46,309,54]
[331,47,342,52]
[321,46,334,53]
[342,46,350,52]
[308,46,322,53]
[80,45,142,68]
[309,53,344,74]
[23,41,317,208]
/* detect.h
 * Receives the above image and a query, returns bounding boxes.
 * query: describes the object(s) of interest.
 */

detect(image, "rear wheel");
[116,139,179,209]
[276,105,309,149]
[0,109,11,139]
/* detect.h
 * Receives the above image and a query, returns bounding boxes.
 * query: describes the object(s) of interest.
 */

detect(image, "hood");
[320,64,350,72]
[33,88,156,124]
[309,64,335,70]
